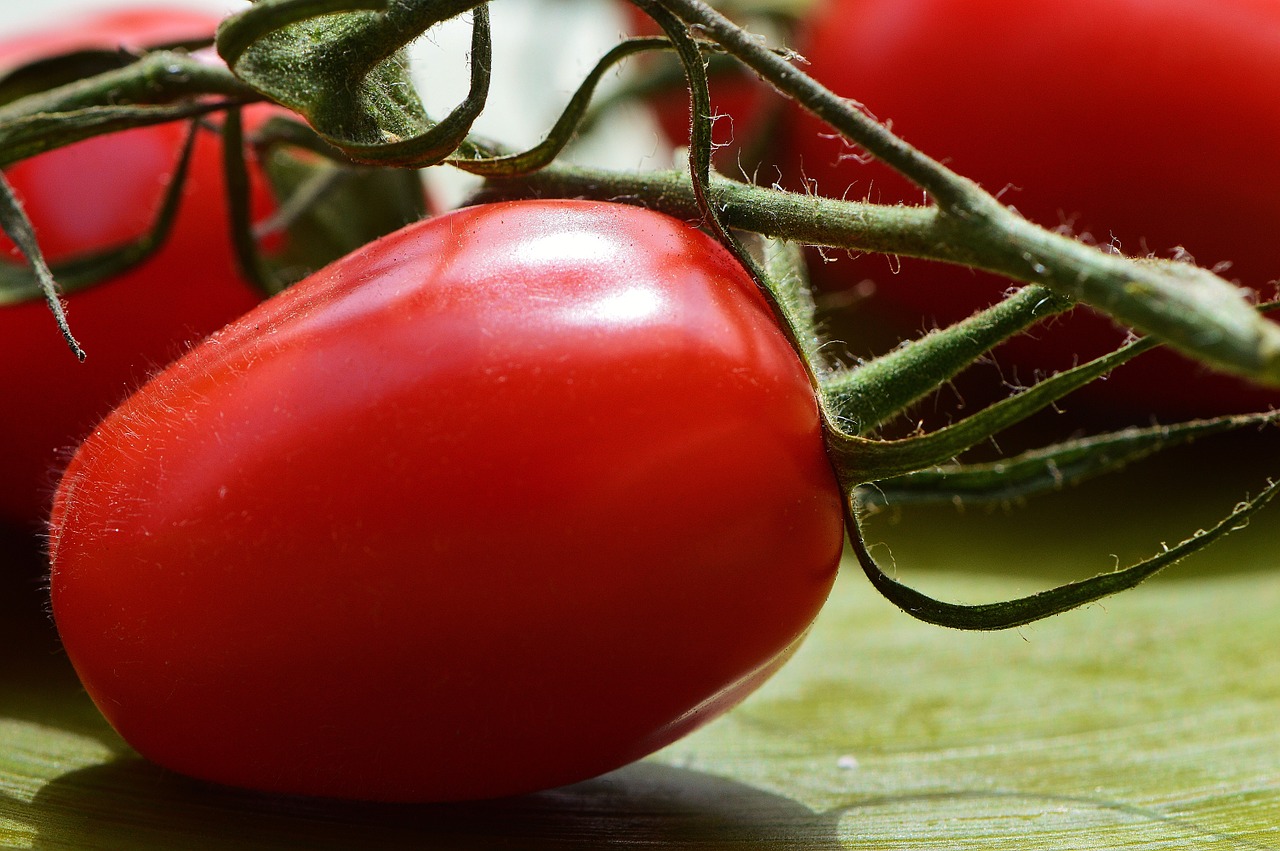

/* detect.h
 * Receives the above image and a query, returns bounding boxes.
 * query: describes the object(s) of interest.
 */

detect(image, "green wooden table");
[4,439,1277,849]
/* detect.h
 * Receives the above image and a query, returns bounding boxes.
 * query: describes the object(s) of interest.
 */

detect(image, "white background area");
[2,0,669,204]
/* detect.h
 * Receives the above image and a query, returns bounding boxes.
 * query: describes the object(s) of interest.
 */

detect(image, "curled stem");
[448,36,672,177]
[846,477,1280,630]
[217,0,486,159]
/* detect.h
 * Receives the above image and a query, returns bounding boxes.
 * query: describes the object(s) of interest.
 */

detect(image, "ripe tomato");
[782,0,1280,419]
[0,9,272,529]
[48,200,845,802]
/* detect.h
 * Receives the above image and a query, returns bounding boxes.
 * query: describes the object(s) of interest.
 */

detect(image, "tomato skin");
[49,199,844,802]
[0,10,271,528]
[783,0,1280,419]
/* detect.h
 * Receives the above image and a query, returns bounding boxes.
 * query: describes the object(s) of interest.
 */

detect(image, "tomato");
[0,9,273,529]
[48,199,844,802]
[782,0,1280,420]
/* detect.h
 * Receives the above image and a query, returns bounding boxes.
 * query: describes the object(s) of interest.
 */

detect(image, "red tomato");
[48,200,844,802]
[782,0,1280,419]
[0,9,272,528]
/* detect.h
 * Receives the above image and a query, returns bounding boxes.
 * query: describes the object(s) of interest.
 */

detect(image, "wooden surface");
[3,439,1279,849]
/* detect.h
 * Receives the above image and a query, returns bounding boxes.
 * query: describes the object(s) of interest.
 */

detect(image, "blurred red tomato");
[782,0,1280,420]
[0,9,274,528]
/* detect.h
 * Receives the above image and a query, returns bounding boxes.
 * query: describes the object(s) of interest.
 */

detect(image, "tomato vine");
[3,0,1278,629]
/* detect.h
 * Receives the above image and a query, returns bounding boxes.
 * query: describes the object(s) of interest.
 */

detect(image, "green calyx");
[216,0,490,166]
[797,271,1280,629]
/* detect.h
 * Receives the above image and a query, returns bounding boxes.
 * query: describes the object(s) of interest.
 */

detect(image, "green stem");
[824,285,1071,435]
[0,119,200,304]
[477,164,1280,387]
[216,0,390,69]
[826,338,1158,486]
[653,0,980,213]
[449,36,673,177]
[861,410,1280,508]
[223,108,278,294]
[0,173,83,360]
[0,52,259,167]
[847,475,1280,630]
[624,0,1280,386]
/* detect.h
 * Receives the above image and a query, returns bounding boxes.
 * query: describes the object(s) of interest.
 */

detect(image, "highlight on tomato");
[48,199,846,803]
[0,8,274,529]
[781,0,1280,420]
